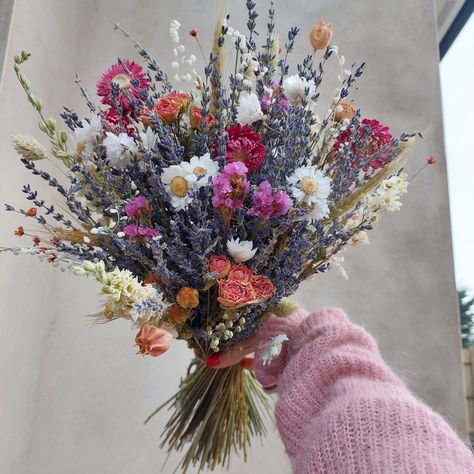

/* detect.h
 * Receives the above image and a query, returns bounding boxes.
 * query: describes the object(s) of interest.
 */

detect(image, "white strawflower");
[329,255,348,280]
[103,132,137,169]
[161,165,197,211]
[261,334,289,365]
[236,92,263,125]
[376,190,402,212]
[139,127,158,150]
[226,238,257,263]
[349,231,370,246]
[180,153,219,188]
[282,74,316,106]
[71,114,102,155]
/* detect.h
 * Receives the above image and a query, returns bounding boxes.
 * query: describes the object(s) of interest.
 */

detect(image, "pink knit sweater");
[254,308,474,473]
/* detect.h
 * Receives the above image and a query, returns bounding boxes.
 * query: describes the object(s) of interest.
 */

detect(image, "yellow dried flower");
[12,134,48,161]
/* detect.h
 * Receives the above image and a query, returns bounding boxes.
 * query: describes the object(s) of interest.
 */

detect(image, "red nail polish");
[204,353,221,367]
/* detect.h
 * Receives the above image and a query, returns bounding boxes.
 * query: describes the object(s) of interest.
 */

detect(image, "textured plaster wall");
[0,1,466,473]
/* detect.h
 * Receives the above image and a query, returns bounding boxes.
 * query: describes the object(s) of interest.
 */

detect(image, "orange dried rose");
[135,325,173,357]
[227,264,254,284]
[217,279,258,309]
[176,287,199,309]
[189,106,216,130]
[155,93,190,124]
[208,255,232,280]
[166,303,189,324]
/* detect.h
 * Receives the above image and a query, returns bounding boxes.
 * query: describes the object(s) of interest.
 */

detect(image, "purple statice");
[247,181,292,219]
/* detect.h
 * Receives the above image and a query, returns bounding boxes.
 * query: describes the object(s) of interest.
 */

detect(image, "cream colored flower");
[226,238,257,263]
[236,92,263,125]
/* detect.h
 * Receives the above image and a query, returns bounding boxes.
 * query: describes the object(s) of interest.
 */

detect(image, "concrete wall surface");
[0,1,466,473]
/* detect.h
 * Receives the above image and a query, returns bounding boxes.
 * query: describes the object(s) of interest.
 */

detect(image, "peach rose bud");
[227,264,254,284]
[135,325,173,357]
[310,20,333,51]
[208,255,232,280]
[166,303,189,324]
[334,101,356,122]
[176,287,200,309]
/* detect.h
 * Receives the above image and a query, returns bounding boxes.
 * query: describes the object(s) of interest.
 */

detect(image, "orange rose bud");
[334,101,356,122]
[217,279,258,309]
[166,303,189,324]
[135,325,173,357]
[309,20,333,51]
[189,106,216,130]
[176,287,200,309]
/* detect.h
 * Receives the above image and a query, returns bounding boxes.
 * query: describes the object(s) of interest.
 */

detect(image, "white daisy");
[180,153,219,188]
[161,165,197,211]
[71,114,102,155]
[226,238,257,263]
[139,127,158,150]
[103,132,137,169]
[236,92,263,125]
[282,74,316,106]
[261,334,289,365]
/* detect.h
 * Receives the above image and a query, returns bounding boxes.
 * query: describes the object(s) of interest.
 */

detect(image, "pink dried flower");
[212,162,250,210]
[123,224,161,240]
[97,60,149,111]
[125,196,148,217]
[248,181,292,219]
[427,156,437,165]
[224,124,266,172]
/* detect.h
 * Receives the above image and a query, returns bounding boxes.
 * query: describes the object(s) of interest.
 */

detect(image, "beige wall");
[0,1,466,473]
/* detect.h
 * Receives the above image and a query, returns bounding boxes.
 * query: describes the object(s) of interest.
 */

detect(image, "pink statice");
[224,125,266,172]
[123,224,161,240]
[212,162,249,210]
[248,181,292,219]
[97,60,149,111]
[125,196,148,217]
[333,118,393,170]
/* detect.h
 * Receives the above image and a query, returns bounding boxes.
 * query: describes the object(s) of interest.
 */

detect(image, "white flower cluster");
[103,132,137,169]
[70,114,102,156]
[74,260,157,320]
[161,153,219,211]
[261,334,289,365]
[236,92,263,125]
[169,20,197,83]
[366,173,409,219]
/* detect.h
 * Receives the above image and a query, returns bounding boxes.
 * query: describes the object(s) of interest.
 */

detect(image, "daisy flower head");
[287,165,332,222]
[236,92,264,125]
[226,237,257,263]
[261,334,289,365]
[161,165,197,211]
[180,153,219,188]
[103,132,138,169]
[282,74,316,106]
[97,60,149,111]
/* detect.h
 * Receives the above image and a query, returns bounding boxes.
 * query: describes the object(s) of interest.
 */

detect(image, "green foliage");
[458,288,474,348]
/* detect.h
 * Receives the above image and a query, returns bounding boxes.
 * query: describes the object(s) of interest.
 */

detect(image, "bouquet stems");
[145,360,271,472]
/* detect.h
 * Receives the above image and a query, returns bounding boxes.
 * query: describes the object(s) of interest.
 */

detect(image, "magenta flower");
[123,224,161,240]
[224,124,266,172]
[125,196,148,217]
[212,162,249,210]
[260,83,289,113]
[333,119,392,170]
[97,60,149,111]
[248,181,292,219]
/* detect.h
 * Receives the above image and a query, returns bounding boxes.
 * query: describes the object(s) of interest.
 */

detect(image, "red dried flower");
[26,207,37,217]
[32,235,41,246]
[189,28,198,37]
[14,226,24,237]
[427,156,437,165]
[223,124,266,172]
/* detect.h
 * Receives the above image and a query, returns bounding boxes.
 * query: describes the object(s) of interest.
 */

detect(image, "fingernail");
[241,357,254,370]
[204,353,221,367]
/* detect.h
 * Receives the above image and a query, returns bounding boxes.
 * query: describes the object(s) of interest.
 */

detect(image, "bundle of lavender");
[2,1,429,471]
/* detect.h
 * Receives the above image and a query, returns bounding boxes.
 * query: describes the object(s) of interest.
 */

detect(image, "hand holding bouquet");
[2,2,431,471]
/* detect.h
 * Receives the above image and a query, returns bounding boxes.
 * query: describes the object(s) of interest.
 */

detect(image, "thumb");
[203,335,257,369]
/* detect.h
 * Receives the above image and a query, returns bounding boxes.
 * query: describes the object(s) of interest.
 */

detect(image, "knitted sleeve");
[254,307,474,473]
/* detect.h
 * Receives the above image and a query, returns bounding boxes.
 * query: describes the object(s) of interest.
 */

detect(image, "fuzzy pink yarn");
[254,308,474,473]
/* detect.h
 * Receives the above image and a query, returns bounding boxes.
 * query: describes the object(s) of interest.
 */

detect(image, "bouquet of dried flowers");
[2,1,431,471]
